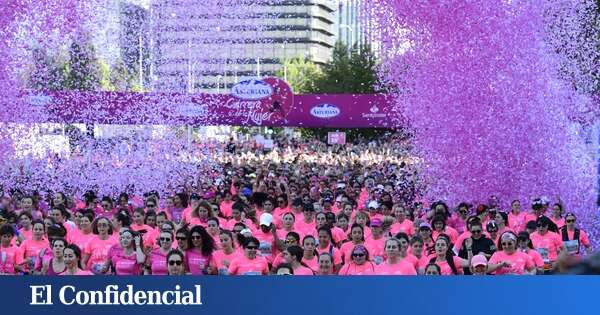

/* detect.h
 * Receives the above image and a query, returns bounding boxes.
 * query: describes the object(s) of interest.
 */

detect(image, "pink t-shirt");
[402,254,420,271]
[228,255,269,275]
[185,248,215,275]
[293,265,314,275]
[149,249,169,275]
[364,237,386,264]
[302,255,318,272]
[523,249,544,268]
[338,262,376,275]
[69,230,95,248]
[19,238,48,260]
[550,217,565,228]
[316,245,343,266]
[432,226,459,243]
[18,228,33,241]
[373,260,417,275]
[0,244,24,274]
[220,201,234,218]
[295,220,317,238]
[489,251,534,275]
[254,230,277,263]
[508,212,530,232]
[530,231,563,262]
[83,236,118,271]
[213,249,242,275]
[390,219,415,236]
[108,246,142,275]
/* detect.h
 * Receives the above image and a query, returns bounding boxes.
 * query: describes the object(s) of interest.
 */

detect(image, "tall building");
[149,0,338,93]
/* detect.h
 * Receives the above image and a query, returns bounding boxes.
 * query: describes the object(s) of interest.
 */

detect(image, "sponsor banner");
[16,80,394,128]
[327,132,346,145]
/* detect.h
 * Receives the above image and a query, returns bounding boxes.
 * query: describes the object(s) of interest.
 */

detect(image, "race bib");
[563,240,579,255]
[242,271,262,275]
[536,248,549,262]
[116,260,136,274]
[259,241,272,257]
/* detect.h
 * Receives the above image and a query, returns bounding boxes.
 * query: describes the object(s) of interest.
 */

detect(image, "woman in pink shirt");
[429,236,469,275]
[130,208,153,234]
[228,237,269,275]
[17,212,33,243]
[145,230,174,275]
[550,203,565,228]
[185,201,212,228]
[560,213,592,256]
[390,204,414,236]
[206,218,221,248]
[409,236,431,272]
[213,230,242,275]
[431,216,459,244]
[374,238,417,275]
[185,225,216,275]
[175,227,189,253]
[70,211,95,248]
[494,212,513,236]
[301,235,319,272]
[338,244,376,275]
[317,253,335,275]
[517,232,544,274]
[60,244,92,276]
[530,216,564,272]
[508,200,531,232]
[316,227,342,272]
[353,211,372,239]
[316,212,345,244]
[277,212,299,240]
[19,220,47,274]
[0,224,23,274]
[82,217,117,274]
[283,245,314,275]
[107,229,145,275]
[489,232,535,275]
[418,223,435,256]
[41,238,66,275]
[340,224,368,264]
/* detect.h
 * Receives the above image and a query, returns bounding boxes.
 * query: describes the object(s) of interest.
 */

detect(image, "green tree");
[275,57,321,93]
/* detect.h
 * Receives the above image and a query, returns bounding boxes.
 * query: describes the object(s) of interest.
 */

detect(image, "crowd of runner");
[0,133,594,275]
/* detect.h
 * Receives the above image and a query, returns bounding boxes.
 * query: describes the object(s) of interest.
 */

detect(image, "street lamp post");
[340,24,355,51]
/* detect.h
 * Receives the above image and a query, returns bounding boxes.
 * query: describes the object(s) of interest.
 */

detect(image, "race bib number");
[563,240,579,255]
[259,241,272,257]
[242,271,262,275]
[536,248,549,263]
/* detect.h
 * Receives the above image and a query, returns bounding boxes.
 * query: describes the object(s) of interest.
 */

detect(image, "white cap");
[240,228,253,237]
[368,201,379,209]
[260,213,273,226]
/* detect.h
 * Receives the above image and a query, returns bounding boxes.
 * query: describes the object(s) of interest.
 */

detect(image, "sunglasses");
[168,260,183,266]
[501,242,515,246]
[352,253,365,257]
[471,230,482,234]
[566,219,575,223]
[176,236,187,241]
[160,237,172,242]
[146,204,156,208]
[246,246,258,250]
